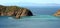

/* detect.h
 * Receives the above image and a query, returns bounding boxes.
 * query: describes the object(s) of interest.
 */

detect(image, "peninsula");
[0,5,33,19]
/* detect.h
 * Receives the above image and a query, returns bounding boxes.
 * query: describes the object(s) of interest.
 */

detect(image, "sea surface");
[0,6,60,28]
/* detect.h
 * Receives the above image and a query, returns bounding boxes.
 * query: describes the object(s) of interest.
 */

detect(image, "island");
[0,5,33,19]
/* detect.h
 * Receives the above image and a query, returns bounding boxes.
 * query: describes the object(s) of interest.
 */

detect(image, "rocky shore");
[54,10,60,16]
[0,5,33,19]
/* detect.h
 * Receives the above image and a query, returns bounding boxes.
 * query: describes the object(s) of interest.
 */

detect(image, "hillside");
[0,5,33,19]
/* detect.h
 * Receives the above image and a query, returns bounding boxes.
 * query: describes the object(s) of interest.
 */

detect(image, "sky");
[0,0,60,6]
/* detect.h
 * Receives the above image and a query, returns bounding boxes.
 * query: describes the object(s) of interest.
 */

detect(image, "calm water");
[0,15,60,28]
[0,6,60,28]
[25,6,60,15]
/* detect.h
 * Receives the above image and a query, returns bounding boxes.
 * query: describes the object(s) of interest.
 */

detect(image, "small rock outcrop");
[0,5,33,19]
[53,10,60,16]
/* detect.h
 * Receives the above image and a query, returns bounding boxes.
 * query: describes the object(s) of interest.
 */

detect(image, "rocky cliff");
[54,10,60,16]
[0,5,33,19]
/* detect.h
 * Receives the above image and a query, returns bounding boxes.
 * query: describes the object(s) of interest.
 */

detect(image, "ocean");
[0,6,60,28]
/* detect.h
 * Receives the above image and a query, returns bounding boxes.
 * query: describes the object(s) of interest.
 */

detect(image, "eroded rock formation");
[54,10,60,16]
[0,5,33,19]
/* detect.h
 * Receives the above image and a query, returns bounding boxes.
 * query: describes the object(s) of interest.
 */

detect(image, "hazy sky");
[0,0,60,6]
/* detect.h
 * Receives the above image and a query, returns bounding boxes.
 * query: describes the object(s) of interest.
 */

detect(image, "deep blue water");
[0,6,60,28]
[25,6,60,15]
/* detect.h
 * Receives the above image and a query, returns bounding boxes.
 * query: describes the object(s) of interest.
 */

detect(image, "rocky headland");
[54,10,60,16]
[0,5,33,19]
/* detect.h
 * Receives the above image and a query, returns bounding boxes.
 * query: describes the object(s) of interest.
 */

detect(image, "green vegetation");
[0,5,33,18]
[0,5,25,13]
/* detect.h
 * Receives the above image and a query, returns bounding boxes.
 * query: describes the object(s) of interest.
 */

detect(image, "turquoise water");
[0,6,60,28]
[0,15,60,28]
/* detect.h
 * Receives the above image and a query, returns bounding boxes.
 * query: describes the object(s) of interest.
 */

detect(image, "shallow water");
[0,15,60,28]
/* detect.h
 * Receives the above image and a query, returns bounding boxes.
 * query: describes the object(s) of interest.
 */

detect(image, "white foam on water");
[8,17,15,20]
[8,17,13,19]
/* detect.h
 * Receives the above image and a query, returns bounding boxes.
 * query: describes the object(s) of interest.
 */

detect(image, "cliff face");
[0,5,33,19]
[54,10,60,16]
